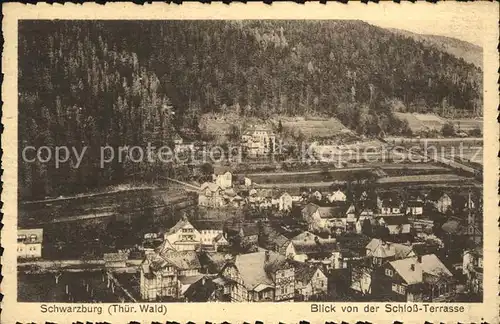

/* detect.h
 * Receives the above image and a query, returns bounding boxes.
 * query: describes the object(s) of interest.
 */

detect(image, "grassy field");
[394,113,482,133]
[275,116,349,139]
[376,174,471,184]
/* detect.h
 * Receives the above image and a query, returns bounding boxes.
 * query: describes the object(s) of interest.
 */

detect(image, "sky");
[364,3,497,48]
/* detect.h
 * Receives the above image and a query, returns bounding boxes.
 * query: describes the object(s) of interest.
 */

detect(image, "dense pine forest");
[19,20,483,199]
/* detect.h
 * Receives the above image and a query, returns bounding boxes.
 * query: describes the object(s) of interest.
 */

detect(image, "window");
[385,269,393,277]
[392,283,399,293]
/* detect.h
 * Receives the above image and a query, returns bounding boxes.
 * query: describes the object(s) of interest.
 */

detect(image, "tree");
[468,127,482,137]
[361,219,372,236]
[441,122,456,137]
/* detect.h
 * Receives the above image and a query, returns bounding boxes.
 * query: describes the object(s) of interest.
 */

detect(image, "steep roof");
[366,239,413,259]
[260,225,291,254]
[301,203,320,218]
[291,231,319,242]
[389,254,453,285]
[294,263,323,284]
[160,250,201,270]
[167,217,193,235]
[317,206,346,219]
[382,216,410,226]
[241,224,260,237]
[293,239,337,255]
[233,251,286,290]
[200,182,221,192]
[183,277,218,302]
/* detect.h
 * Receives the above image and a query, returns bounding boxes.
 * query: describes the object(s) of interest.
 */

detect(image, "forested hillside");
[19,20,483,199]
[388,28,483,70]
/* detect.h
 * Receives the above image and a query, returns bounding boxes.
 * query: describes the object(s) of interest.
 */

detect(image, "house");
[379,198,402,215]
[220,250,294,302]
[240,224,260,247]
[285,233,344,269]
[462,246,483,295]
[294,263,328,300]
[354,208,375,234]
[278,192,293,211]
[378,216,411,235]
[376,254,455,302]
[311,191,322,202]
[406,199,424,216]
[328,189,347,202]
[259,225,291,255]
[301,203,349,232]
[241,125,276,156]
[244,177,252,187]
[140,250,202,301]
[17,228,43,259]
[103,252,128,268]
[162,216,201,252]
[183,276,220,302]
[196,222,229,251]
[199,182,225,208]
[214,171,233,189]
[430,193,452,214]
[178,274,206,297]
[366,239,415,266]
[140,253,179,301]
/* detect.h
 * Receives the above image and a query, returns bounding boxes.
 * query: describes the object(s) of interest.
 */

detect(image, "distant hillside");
[19,20,483,198]
[388,28,483,69]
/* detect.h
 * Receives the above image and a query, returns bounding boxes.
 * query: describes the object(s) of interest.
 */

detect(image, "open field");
[376,174,472,184]
[274,116,349,139]
[394,113,482,133]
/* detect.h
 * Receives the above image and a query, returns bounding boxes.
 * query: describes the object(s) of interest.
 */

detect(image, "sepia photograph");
[16,18,485,305]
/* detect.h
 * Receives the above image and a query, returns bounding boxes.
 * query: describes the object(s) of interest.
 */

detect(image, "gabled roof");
[294,263,323,284]
[201,182,222,192]
[407,200,424,207]
[159,250,201,270]
[293,239,337,255]
[389,254,453,285]
[260,225,291,254]
[291,231,319,242]
[317,206,346,219]
[232,251,287,290]
[183,277,218,302]
[301,203,320,218]
[167,217,193,235]
[366,239,413,260]
[241,224,260,237]
[381,216,410,226]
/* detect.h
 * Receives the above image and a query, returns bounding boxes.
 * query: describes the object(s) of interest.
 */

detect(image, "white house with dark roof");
[199,182,225,207]
[214,171,233,189]
[17,228,43,259]
[293,263,328,300]
[140,249,202,301]
[220,250,294,302]
[328,189,347,202]
[377,254,454,302]
[162,216,201,252]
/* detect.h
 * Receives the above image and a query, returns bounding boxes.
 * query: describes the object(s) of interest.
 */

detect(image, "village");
[18,123,483,304]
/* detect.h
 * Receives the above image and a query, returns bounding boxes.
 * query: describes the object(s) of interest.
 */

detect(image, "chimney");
[417,255,422,263]
[265,250,270,261]
[410,264,415,271]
